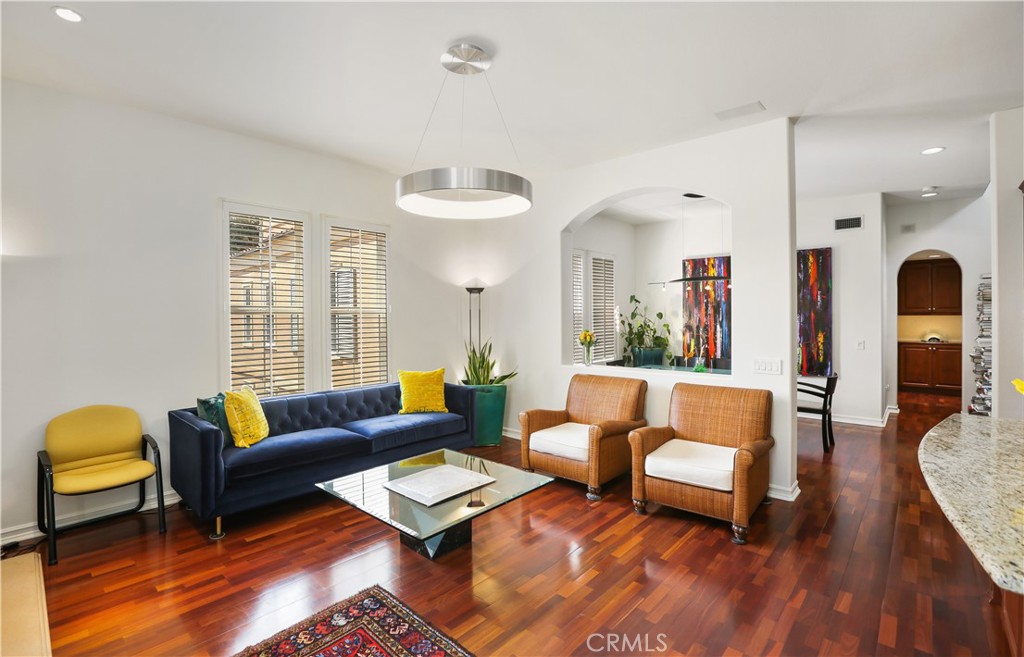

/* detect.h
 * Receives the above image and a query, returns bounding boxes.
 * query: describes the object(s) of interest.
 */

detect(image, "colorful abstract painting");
[797,247,833,376]
[680,256,731,362]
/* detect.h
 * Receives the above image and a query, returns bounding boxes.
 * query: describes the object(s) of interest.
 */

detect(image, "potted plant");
[461,340,517,446]
[619,294,673,366]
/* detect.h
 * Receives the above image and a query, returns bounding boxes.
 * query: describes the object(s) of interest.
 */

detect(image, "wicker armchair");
[520,374,648,500]
[629,382,773,544]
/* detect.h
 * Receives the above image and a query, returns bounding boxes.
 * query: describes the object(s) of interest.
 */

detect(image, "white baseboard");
[503,426,521,440]
[798,411,888,428]
[1,491,180,545]
[769,481,801,502]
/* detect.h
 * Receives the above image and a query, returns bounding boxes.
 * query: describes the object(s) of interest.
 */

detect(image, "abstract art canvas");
[680,256,731,363]
[797,247,833,376]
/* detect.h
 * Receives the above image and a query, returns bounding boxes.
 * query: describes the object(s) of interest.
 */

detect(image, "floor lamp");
[466,285,483,349]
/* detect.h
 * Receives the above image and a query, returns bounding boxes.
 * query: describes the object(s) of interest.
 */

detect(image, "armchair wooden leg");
[827,413,836,448]
[632,499,647,515]
[209,516,225,541]
[586,486,602,501]
[821,416,830,453]
[731,524,748,545]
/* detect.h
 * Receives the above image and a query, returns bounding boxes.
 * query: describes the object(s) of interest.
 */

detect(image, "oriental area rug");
[232,585,473,657]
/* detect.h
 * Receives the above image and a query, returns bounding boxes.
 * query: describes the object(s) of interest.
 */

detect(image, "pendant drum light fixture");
[396,43,532,220]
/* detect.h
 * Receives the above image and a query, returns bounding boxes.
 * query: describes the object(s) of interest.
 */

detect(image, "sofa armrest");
[734,436,775,471]
[628,426,675,503]
[443,383,476,443]
[168,409,226,520]
[590,418,647,441]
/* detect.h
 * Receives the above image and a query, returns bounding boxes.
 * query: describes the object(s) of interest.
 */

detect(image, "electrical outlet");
[857,340,866,350]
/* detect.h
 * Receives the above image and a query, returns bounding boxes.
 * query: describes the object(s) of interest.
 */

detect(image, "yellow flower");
[1013,378,1024,395]
[579,330,596,346]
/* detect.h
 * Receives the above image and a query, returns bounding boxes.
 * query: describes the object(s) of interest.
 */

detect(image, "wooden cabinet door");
[898,262,933,314]
[931,260,962,314]
[899,343,932,389]
[932,344,962,390]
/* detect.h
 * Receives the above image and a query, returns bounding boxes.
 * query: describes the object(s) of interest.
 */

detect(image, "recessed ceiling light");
[52,6,83,22]
[921,147,945,155]
[921,192,939,198]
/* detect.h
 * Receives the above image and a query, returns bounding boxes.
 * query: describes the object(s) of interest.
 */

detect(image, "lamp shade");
[396,167,532,220]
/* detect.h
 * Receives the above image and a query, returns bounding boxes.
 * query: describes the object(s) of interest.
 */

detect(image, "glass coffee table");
[317,449,552,559]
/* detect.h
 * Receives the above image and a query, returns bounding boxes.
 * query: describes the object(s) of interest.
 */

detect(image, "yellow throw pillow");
[223,385,270,448]
[398,368,448,414]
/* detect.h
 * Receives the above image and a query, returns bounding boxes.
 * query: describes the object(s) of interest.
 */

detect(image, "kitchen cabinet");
[898,259,962,315]
[898,342,961,393]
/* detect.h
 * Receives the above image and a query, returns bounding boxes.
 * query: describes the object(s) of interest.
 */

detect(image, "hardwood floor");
[29,391,1008,656]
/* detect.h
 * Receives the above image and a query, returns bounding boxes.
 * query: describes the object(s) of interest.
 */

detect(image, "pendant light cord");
[483,71,523,168]
[408,70,451,171]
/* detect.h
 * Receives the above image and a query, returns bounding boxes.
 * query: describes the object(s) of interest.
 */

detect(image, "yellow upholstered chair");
[629,383,773,544]
[520,374,648,500]
[37,405,166,565]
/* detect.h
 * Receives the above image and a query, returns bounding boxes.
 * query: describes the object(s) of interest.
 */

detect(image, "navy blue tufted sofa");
[168,382,475,537]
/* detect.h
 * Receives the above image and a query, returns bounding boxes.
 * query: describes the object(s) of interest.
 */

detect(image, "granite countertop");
[918,413,1024,593]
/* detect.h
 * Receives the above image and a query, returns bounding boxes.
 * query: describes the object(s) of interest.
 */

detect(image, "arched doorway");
[896,250,962,398]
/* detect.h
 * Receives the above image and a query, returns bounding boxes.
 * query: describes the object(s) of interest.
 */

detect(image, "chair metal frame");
[37,434,166,565]
[797,373,839,453]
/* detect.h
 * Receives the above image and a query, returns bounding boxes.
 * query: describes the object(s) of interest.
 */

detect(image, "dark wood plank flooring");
[28,392,1009,656]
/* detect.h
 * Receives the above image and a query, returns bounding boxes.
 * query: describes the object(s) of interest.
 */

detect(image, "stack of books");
[969,275,993,416]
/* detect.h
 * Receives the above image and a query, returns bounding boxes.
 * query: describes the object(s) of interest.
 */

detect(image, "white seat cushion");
[644,439,737,492]
[529,422,591,462]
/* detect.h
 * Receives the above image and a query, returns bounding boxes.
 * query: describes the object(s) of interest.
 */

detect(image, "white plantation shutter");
[330,225,388,389]
[591,256,616,362]
[572,251,584,364]
[228,212,305,396]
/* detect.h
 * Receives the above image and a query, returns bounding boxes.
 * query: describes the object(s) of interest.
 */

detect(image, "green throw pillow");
[197,393,234,445]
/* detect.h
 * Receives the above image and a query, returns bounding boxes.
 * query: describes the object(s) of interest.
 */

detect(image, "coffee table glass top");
[316,449,552,540]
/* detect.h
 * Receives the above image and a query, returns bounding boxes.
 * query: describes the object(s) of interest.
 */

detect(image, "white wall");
[989,107,1024,419]
[1,80,474,539]
[796,194,886,424]
[491,118,800,500]
[884,196,992,412]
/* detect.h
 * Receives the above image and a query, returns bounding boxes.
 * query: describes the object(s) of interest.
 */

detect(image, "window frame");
[221,201,312,395]
[570,249,617,364]
[321,215,391,390]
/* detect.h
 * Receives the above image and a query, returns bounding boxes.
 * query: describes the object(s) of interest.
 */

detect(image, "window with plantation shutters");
[571,251,584,364]
[228,211,305,397]
[591,256,616,362]
[329,225,388,389]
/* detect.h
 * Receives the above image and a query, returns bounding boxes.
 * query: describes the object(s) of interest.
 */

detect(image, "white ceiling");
[3,2,1021,208]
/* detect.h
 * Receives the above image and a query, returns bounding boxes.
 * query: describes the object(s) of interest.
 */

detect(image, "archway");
[896,249,964,401]
[561,188,732,368]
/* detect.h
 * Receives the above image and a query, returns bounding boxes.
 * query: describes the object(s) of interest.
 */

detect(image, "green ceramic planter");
[631,347,666,367]
[468,384,507,446]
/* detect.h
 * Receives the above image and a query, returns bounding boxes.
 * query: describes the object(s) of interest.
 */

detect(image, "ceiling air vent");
[834,216,863,231]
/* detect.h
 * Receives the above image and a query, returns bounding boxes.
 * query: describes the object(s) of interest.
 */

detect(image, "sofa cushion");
[224,386,269,448]
[398,368,448,414]
[196,393,234,445]
[529,422,591,462]
[261,385,403,436]
[644,439,737,492]
[342,413,465,453]
[222,427,370,482]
